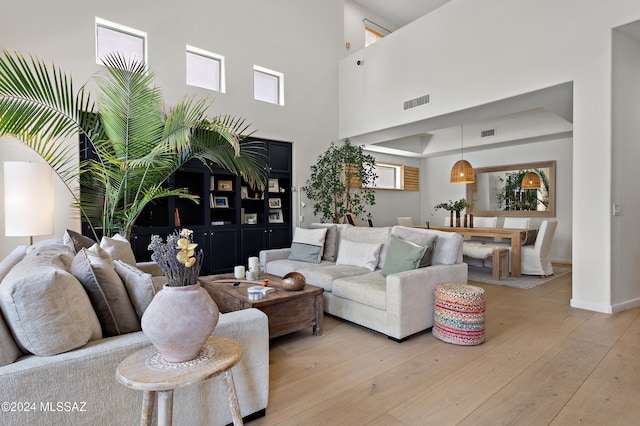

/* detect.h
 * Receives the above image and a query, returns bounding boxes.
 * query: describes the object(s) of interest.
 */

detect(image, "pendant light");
[521,171,541,189]
[450,124,474,184]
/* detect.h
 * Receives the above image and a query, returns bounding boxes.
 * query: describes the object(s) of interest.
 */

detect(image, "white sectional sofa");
[260,225,467,341]
[0,236,269,426]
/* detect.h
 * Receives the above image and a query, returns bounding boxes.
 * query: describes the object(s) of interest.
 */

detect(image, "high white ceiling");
[352,0,453,27]
[348,1,574,157]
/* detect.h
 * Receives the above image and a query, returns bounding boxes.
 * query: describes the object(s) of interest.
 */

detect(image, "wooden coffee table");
[198,274,323,339]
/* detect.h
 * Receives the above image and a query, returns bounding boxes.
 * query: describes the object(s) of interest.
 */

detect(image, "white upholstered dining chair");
[502,217,530,229]
[486,219,558,277]
[397,217,414,226]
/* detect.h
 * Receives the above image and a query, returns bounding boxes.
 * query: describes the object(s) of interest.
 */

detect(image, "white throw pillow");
[100,233,137,266]
[288,227,328,264]
[335,239,383,271]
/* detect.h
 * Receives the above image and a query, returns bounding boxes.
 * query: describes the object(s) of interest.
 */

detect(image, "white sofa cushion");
[343,226,391,269]
[0,245,27,282]
[297,264,371,292]
[0,245,102,356]
[332,271,387,310]
[336,239,382,271]
[429,230,464,265]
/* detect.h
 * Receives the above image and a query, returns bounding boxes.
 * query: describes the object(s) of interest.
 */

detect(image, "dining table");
[426,226,527,277]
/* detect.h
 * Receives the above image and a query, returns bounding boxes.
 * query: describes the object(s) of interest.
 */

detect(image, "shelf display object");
[124,138,292,274]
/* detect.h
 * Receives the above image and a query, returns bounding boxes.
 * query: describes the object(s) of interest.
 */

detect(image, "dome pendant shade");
[522,171,541,189]
[450,160,475,184]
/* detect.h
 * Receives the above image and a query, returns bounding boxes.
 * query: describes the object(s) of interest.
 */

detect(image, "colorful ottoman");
[432,283,485,345]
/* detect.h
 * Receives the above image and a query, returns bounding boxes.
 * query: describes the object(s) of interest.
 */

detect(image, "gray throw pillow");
[71,244,140,336]
[63,229,97,254]
[114,260,157,319]
[310,223,339,261]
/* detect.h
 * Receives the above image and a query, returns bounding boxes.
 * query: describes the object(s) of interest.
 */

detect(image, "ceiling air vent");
[480,128,496,138]
[403,94,430,110]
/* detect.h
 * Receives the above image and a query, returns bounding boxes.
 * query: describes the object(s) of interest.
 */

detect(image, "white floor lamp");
[3,162,54,245]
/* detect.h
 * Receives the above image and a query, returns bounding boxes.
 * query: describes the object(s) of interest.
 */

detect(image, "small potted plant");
[434,198,472,227]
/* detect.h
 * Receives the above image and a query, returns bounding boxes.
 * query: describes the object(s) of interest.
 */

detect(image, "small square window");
[186,46,224,93]
[253,65,284,106]
[95,18,146,66]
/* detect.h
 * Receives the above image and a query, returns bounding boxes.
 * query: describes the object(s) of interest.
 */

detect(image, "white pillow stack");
[288,227,328,264]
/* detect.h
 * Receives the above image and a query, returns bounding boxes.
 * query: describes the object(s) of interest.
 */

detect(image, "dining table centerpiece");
[434,199,472,227]
[141,229,219,362]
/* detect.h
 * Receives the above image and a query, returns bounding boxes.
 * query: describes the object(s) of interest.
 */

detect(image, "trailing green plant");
[0,51,266,240]
[303,140,377,224]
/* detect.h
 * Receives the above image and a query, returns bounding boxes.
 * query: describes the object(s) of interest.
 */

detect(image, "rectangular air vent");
[480,128,496,138]
[403,94,430,110]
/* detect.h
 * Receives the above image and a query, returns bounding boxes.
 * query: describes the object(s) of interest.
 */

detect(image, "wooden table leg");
[313,294,324,336]
[511,231,523,277]
[141,391,155,426]
[157,390,174,426]
[222,369,243,426]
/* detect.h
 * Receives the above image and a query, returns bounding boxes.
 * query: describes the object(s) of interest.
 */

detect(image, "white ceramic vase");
[141,283,219,362]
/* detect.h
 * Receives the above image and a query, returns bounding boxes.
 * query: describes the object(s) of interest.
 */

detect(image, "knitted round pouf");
[433,283,485,345]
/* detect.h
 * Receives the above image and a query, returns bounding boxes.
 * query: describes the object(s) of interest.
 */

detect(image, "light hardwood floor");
[250,270,640,425]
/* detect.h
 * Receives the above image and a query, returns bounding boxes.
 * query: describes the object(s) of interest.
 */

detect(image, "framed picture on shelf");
[213,196,229,208]
[217,180,233,191]
[268,198,282,208]
[244,213,257,224]
[268,178,279,193]
[241,186,249,199]
[269,209,284,223]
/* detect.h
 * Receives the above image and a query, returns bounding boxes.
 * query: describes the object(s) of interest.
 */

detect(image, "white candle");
[248,257,259,268]
[234,265,245,279]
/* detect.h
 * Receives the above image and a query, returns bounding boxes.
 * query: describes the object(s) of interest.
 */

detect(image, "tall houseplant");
[0,51,266,240]
[303,139,377,224]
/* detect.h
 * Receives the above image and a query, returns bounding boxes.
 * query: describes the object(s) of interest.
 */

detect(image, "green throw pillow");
[381,234,427,277]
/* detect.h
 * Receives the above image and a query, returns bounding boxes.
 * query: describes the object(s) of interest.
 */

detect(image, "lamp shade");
[521,171,541,189]
[450,160,475,184]
[4,162,54,237]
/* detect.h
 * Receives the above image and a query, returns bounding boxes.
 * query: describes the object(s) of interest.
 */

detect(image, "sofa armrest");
[259,247,291,266]
[135,261,164,277]
[385,263,468,339]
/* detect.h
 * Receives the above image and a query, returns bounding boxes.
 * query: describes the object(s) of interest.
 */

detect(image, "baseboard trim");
[570,298,612,313]
[611,297,640,313]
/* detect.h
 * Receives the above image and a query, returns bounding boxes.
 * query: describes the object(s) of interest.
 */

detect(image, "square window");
[95,18,146,66]
[186,46,224,93]
[253,65,284,105]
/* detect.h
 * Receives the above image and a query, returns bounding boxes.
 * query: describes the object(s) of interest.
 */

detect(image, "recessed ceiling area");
[351,0,453,27]
[348,82,574,158]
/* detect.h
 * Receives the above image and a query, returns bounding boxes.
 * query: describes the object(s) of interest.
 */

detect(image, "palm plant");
[0,51,266,240]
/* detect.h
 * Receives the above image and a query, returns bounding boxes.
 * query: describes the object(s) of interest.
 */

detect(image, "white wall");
[339,0,640,312]
[423,137,573,263]
[343,0,399,53]
[0,0,344,258]
[612,27,640,309]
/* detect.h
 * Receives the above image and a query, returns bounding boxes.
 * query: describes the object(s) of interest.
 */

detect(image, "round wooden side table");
[116,336,244,426]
